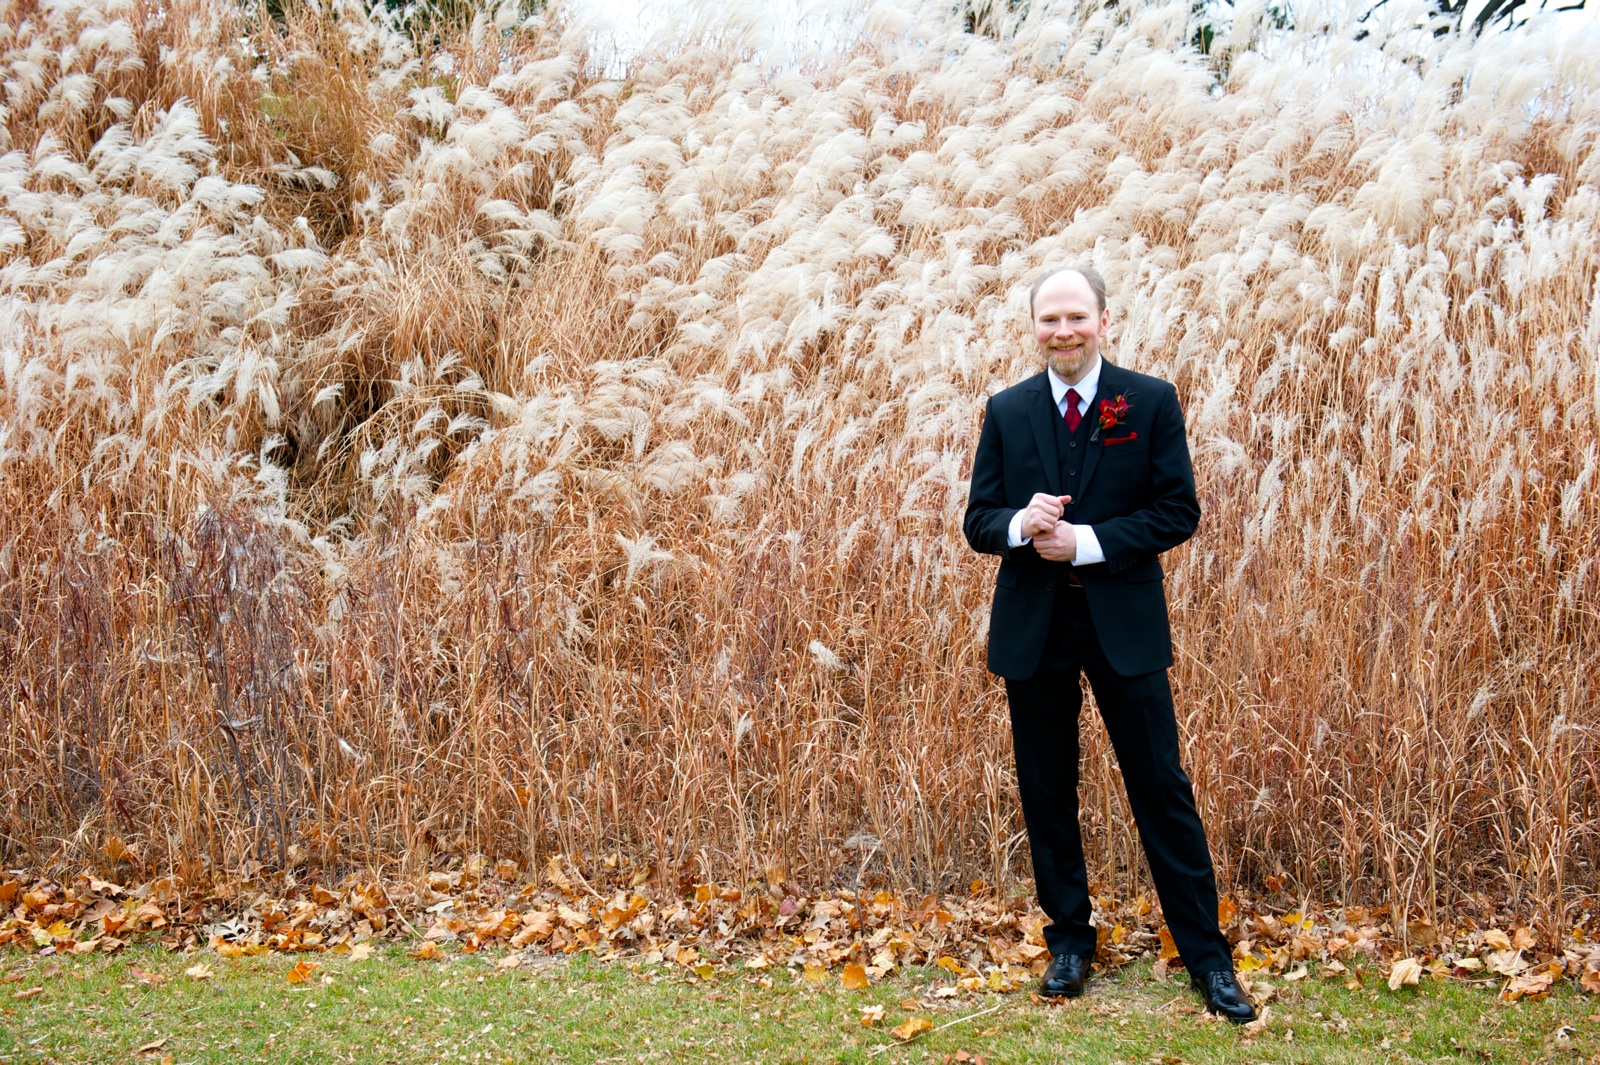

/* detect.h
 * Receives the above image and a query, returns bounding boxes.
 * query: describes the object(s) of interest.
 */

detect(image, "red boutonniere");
[1091,394,1132,440]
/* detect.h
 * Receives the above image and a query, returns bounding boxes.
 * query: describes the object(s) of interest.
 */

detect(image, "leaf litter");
[2,862,1597,1007]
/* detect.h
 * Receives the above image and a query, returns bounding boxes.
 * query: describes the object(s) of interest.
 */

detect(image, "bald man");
[963,267,1254,1021]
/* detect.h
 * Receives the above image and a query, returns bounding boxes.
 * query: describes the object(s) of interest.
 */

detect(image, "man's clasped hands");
[1020,492,1078,562]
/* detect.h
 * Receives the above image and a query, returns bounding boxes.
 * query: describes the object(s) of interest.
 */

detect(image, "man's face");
[1033,271,1109,384]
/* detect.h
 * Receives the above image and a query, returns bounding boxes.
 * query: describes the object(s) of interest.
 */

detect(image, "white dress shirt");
[1005,360,1107,566]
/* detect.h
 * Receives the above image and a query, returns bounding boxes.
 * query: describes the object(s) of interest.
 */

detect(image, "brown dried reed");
[1,0,1597,937]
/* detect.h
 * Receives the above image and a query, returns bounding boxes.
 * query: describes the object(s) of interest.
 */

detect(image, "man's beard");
[1046,345,1092,381]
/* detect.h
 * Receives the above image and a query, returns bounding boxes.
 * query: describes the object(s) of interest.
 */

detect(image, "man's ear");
[1098,309,1110,336]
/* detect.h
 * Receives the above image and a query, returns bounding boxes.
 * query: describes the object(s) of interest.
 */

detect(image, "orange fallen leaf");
[1158,925,1179,961]
[12,986,43,1000]
[803,961,827,984]
[285,960,320,984]
[215,943,269,958]
[410,941,442,961]
[1483,929,1513,951]
[129,965,166,986]
[841,963,869,990]
[891,1016,933,1042]
[860,1004,885,1026]
[1579,968,1600,994]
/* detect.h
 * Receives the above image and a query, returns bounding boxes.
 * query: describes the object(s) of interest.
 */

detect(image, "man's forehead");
[1035,271,1097,307]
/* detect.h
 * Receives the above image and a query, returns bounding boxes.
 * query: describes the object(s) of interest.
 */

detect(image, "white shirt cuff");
[1007,509,1029,548]
[1070,525,1103,566]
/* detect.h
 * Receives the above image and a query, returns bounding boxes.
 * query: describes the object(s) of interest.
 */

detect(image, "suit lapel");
[1026,372,1063,496]
[1076,360,1122,499]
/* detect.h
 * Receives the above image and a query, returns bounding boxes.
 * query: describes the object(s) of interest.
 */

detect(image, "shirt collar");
[1047,356,1103,412]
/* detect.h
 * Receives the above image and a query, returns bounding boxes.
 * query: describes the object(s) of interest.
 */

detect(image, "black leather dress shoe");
[1190,969,1258,1022]
[1039,952,1091,998]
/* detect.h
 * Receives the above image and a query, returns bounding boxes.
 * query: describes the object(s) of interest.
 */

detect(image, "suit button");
[1045,583,1054,592]
[1069,441,1077,448]
[1069,469,1077,476]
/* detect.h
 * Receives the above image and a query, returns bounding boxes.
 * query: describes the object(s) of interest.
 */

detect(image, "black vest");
[1050,392,1097,522]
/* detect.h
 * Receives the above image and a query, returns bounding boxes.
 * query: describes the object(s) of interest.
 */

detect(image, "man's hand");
[1034,521,1078,562]
[1020,493,1073,539]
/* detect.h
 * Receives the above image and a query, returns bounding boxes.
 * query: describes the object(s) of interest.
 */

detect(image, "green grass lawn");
[3,946,1596,1064]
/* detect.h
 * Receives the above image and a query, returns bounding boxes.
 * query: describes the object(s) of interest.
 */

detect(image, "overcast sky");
[572,0,1596,64]
[574,0,860,69]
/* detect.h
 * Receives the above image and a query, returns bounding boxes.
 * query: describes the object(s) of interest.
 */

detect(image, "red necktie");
[1063,388,1082,432]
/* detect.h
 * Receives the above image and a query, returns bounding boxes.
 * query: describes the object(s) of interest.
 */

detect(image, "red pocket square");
[1104,431,1139,446]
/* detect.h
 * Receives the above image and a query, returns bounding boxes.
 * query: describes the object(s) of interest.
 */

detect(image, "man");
[963,266,1255,1022]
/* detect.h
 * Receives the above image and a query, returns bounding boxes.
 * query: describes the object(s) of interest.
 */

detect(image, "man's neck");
[1048,356,1103,397]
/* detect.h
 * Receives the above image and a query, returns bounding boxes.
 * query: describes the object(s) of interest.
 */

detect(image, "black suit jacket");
[964,361,1201,679]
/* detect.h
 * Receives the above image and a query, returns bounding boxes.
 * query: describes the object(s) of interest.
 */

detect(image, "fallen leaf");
[1512,927,1537,951]
[12,986,43,1000]
[891,1016,933,1042]
[496,954,523,970]
[136,1037,168,1053]
[1487,949,1527,977]
[1483,929,1513,951]
[1158,925,1179,961]
[744,954,771,970]
[129,965,167,986]
[841,963,869,990]
[860,1004,885,1026]
[410,941,442,961]
[184,964,212,980]
[348,942,375,962]
[933,985,960,998]
[803,961,827,984]
[1579,967,1600,994]
[1388,957,1423,990]
[693,963,715,980]
[285,960,320,983]
[215,943,269,959]
[1217,897,1238,925]
[543,855,573,892]
[102,837,137,865]
[1407,918,1438,947]
[1501,967,1556,1002]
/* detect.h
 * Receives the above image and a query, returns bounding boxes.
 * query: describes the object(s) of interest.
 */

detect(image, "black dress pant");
[1005,585,1232,975]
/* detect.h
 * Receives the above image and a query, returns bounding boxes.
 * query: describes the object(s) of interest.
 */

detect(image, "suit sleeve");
[964,396,1021,559]
[1090,385,1201,571]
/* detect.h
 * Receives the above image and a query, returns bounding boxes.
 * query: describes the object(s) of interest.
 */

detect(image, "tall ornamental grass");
[1,0,1596,932]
